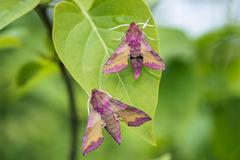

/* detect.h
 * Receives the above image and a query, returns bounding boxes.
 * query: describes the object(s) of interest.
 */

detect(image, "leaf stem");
[36,5,79,160]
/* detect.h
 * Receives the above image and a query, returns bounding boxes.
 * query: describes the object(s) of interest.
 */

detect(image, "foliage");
[0,0,40,30]
[0,0,240,160]
[53,0,161,145]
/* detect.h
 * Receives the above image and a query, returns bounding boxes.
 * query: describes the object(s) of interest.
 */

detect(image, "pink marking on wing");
[103,37,130,74]
[125,107,151,126]
[144,61,165,70]
[82,105,104,156]
[103,63,128,74]
[83,137,104,156]
[141,36,165,70]
[128,117,151,126]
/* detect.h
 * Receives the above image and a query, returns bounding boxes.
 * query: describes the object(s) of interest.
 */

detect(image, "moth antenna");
[87,95,91,115]
[112,33,125,41]
[142,16,152,29]
[98,83,101,90]
[137,23,154,27]
[143,32,159,41]
[82,87,90,97]
[82,87,91,115]
[109,24,130,30]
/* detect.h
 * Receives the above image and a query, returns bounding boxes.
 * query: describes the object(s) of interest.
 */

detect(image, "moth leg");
[101,121,106,128]
[143,32,159,41]
[109,24,130,30]
[114,113,122,121]
[112,33,125,41]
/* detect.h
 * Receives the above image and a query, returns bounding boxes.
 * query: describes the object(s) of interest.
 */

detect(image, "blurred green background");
[0,0,240,160]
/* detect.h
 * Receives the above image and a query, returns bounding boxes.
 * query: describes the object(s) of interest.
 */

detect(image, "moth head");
[91,88,107,98]
[130,22,137,26]
[129,22,140,31]
[91,88,99,95]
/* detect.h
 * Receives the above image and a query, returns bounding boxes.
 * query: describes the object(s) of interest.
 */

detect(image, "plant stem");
[36,5,79,160]
[59,62,78,160]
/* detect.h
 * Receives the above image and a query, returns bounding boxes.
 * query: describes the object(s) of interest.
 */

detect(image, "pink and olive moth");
[103,18,165,79]
[82,89,151,156]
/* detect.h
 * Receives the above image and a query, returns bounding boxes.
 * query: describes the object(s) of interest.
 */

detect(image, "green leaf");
[195,26,240,103]
[158,27,193,60]
[53,0,163,145]
[16,62,42,87]
[155,153,172,160]
[213,99,240,160]
[0,0,40,30]
[0,35,21,50]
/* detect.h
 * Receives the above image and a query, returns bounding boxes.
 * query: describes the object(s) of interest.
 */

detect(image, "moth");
[103,17,165,80]
[82,89,151,156]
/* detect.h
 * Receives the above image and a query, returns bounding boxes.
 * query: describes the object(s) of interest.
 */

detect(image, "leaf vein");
[74,0,132,105]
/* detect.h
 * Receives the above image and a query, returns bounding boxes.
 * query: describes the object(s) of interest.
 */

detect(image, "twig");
[36,5,79,160]
[59,61,78,160]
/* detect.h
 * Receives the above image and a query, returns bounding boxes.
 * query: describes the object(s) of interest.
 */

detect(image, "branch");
[36,5,79,160]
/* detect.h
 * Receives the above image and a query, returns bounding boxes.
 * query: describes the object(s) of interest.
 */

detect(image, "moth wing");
[141,37,165,70]
[109,98,151,126]
[103,37,130,74]
[82,106,104,156]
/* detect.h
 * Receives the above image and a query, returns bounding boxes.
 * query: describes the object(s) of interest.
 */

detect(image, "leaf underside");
[53,0,163,145]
